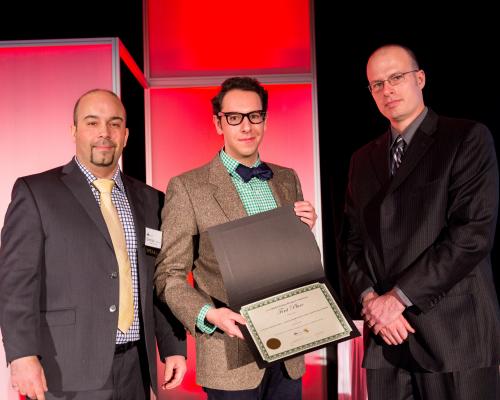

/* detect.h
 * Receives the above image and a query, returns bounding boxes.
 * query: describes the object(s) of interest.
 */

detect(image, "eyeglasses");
[367,70,419,93]
[218,110,266,126]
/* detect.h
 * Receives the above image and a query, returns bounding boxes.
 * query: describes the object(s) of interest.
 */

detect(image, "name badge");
[145,227,162,256]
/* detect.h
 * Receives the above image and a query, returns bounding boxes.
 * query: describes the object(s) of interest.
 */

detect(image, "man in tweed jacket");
[155,77,317,399]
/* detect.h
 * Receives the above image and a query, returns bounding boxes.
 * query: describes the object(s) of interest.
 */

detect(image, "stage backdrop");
[144,0,324,397]
[0,38,126,400]
[148,83,322,399]
[1,0,330,396]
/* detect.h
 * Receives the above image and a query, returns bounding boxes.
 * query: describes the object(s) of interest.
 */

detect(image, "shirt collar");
[74,156,125,192]
[219,148,261,178]
[390,106,428,147]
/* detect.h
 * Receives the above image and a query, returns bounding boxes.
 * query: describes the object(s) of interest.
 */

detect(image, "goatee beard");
[91,152,115,167]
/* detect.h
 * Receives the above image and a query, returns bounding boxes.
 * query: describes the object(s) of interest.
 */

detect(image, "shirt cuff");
[196,304,217,334]
[359,287,375,303]
[393,286,413,307]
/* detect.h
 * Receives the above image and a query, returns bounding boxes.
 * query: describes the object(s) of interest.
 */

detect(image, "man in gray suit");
[155,77,317,399]
[0,89,187,400]
[344,44,500,399]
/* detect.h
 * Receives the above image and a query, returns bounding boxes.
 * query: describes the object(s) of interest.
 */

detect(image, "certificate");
[208,205,360,365]
[240,282,352,363]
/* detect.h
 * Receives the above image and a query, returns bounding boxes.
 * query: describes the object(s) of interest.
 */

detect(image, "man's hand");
[162,355,187,390]
[205,307,246,339]
[377,316,416,345]
[294,201,317,229]
[361,289,405,329]
[361,290,416,344]
[361,290,378,305]
[10,355,47,400]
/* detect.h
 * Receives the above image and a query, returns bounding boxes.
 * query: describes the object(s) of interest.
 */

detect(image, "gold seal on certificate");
[266,338,281,349]
[240,282,352,363]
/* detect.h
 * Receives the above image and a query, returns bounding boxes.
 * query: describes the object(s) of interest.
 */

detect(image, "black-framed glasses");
[367,70,419,93]
[218,110,266,126]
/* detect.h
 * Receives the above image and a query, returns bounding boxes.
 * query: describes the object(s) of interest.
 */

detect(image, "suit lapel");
[122,175,145,244]
[60,159,113,249]
[268,167,296,206]
[363,138,390,272]
[370,131,391,187]
[122,175,149,313]
[387,111,438,195]
[209,156,248,221]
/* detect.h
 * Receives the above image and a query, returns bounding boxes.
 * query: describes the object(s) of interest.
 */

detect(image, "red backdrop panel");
[0,42,114,400]
[150,84,314,205]
[0,44,114,238]
[150,83,321,399]
[147,0,311,78]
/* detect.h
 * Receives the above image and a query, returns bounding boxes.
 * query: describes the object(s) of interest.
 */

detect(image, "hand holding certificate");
[208,205,359,366]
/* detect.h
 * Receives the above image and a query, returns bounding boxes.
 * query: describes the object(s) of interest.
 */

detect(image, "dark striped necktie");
[390,135,406,176]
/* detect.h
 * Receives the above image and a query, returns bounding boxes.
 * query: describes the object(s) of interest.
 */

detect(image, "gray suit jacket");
[0,159,186,392]
[155,155,305,390]
[344,109,500,371]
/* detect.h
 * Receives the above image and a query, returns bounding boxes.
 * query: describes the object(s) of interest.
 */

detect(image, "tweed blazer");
[155,155,306,390]
[344,110,500,371]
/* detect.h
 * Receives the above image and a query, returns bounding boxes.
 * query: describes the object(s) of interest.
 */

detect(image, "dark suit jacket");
[0,159,186,392]
[344,109,500,372]
[155,155,305,390]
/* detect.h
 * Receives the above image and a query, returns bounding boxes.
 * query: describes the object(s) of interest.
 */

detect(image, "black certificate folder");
[207,205,360,368]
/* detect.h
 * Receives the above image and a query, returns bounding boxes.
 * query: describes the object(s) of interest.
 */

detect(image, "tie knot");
[393,135,406,151]
[235,162,273,183]
[93,178,115,194]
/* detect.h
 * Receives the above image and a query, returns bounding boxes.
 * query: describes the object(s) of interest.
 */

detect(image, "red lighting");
[147,0,311,77]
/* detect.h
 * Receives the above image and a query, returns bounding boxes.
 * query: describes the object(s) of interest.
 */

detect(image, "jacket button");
[109,305,117,312]
[110,272,118,279]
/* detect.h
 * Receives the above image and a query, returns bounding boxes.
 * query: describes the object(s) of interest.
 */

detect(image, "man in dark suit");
[343,44,500,399]
[0,89,187,400]
[155,77,317,399]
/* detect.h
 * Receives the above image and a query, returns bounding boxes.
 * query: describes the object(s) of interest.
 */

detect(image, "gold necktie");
[93,179,134,333]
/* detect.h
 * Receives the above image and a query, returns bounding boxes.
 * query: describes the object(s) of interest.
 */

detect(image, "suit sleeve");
[154,294,187,360]
[154,176,208,336]
[150,189,187,360]
[0,178,43,362]
[343,155,377,299]
[398,123,499,312]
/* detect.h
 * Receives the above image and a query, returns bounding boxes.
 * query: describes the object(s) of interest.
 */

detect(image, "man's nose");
[382,80,395,95]
[240,116,252,131]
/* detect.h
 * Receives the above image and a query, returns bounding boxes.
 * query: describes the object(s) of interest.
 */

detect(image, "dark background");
[2,2,499,397]
[0,2,144,70]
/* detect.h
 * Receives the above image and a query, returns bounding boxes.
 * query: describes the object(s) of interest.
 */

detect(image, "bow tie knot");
[235,162,273,183]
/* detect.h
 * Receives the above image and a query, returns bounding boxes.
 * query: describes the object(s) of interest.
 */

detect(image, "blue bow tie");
[235,162,273,183]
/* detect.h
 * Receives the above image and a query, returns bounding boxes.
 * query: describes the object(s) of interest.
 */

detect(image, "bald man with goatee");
[0,89,186,400]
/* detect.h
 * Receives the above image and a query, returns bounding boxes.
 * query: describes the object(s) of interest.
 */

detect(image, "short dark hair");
[211,77,268,115]
[73,89,126,125]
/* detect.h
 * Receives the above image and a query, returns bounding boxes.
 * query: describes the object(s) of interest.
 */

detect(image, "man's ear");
[213,115,223,136]
[417,70,426,89]
[71,124,77,142]
[123,127,129,147]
